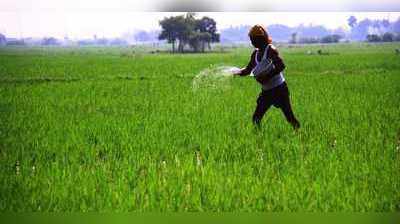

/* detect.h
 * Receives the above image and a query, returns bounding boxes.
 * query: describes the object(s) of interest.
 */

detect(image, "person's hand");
[229,67,243,76]
[232,70,242,76]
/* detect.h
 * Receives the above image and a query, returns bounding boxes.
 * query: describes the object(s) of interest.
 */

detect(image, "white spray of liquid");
[192,66,242,91]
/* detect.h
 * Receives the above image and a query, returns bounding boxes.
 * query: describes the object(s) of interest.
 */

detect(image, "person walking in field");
[234,25,300,129]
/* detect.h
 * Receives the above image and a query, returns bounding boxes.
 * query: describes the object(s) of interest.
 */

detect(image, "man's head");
[248,25,272,49]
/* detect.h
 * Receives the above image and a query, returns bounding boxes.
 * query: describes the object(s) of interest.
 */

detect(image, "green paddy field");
[0,43,399,211]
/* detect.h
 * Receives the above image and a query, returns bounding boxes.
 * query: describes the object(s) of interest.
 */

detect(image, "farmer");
[234,25,300,129]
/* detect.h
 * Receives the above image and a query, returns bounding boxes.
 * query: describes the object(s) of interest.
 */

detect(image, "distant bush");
[298,37,319,44]
[6,39,25,46]
[382,32,394,42]
[78,39,95,46]
[366,32,398,42]
[296,34,342,44]
[109,38,128,46]
[321,34,342,43]
[41,37,60,46]
[95,38,109,45]
[366,34,382,42]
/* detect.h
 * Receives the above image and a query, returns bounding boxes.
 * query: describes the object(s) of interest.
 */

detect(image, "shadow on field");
[0,77,82,85]
[0,75,155,85]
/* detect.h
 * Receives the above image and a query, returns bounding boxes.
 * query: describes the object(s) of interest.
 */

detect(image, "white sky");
[0,0,399,38]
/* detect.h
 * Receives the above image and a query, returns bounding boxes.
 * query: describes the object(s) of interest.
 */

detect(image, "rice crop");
[0,43,399,211]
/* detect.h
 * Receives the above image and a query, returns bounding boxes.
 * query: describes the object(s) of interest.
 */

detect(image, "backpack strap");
[255,44,272,65]
[261,44,271,60]
[255,50,259,65]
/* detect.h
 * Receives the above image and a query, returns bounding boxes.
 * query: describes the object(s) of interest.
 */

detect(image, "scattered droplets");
[15,160,20,175]
[160,160,168,186]
[331,138,337,148]
[258,149,264,162]
[192,66,239,91]
[195,151,202,167]
[161,160,167,170]
[174,155,181,167]
[185,183,192,195]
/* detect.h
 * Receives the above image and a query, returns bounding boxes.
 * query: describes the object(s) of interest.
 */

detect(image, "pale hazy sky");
[1,0,399,38]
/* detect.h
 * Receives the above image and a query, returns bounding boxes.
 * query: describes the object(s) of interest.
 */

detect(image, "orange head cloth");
[248,25,272,43]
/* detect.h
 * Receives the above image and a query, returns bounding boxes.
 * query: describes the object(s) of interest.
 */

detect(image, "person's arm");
[234,50,256,76]
[269,46,285,75]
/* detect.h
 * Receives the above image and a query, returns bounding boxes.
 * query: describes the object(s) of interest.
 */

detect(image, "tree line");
[219,16,400,44]
[2,15,400,48]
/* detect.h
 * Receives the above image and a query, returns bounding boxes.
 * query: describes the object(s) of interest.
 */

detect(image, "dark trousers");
[252,82,300,129]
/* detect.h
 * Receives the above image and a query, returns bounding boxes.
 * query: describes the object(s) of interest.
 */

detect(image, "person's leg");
[252,91,273,128]
[277,84,300,129]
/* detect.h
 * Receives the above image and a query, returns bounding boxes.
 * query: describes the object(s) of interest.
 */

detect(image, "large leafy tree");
[159,16,183,53]
[179,13,197,52]
[196,16,220,50]
[188,31,211,52]
[159,13,220,53]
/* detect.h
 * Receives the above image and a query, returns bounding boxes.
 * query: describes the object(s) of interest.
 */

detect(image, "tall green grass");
[0,43,399,211]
